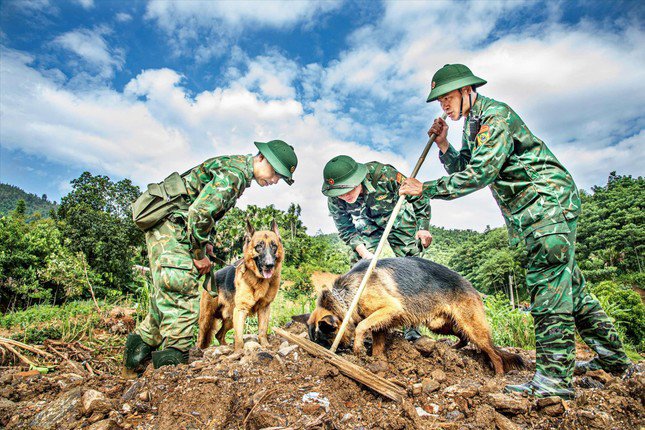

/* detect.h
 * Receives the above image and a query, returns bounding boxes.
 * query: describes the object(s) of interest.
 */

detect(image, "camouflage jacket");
[424,94,581,245]
[176,155,254,259]
[328,162,431,250]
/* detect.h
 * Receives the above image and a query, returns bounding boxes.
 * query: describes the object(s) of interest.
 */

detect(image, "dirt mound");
[1,323,643,429]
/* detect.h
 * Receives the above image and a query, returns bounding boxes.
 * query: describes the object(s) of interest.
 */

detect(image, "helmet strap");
[468,92,473,118]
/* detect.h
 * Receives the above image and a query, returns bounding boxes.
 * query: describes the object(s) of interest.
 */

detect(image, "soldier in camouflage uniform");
[399,64,631,399]
[124,140,298,373]
[322,155,432,341]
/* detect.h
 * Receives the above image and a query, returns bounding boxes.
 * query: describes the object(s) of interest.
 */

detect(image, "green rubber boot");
[152,348,188,369]
[505,314,576,400]
[123,333,155,377]
[574,357,632,376]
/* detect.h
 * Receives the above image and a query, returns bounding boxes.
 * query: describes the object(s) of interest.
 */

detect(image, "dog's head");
[291,289,353,350]
[244,219,283,279]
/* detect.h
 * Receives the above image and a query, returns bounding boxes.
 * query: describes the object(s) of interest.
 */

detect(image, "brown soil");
[1,318,643,430]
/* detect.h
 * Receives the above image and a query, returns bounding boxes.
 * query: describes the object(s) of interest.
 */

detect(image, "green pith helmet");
[254,140,298,185]
[426,64,487,103]
[321,155,367,197]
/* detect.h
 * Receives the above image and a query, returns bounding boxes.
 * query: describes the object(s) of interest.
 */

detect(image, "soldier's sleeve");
[439,139,471,174]
[187,170,247,259]
[423,117,511,200]
[328,198,364,250]
[384,165,431,230]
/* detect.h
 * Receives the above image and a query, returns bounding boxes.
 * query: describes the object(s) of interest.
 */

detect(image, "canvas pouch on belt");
[131,172,189,231]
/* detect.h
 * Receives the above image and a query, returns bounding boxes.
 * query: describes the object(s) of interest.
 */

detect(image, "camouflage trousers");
[352,225,421,263]
[136,217,203,352]
[525,219,630,387]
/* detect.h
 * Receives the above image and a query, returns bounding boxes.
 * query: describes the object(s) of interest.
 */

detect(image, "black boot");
[152,348,188,369]
[123,333,155,376]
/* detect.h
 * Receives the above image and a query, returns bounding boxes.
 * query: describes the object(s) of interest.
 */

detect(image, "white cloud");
[143,0,342,61]
[73,0,93,9]
[0,47,406,232]
[51,26,124,79]
[115,12,132,23]
[145,0,342,30]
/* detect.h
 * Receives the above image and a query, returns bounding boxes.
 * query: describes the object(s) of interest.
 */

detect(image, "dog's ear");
[290,313,310,325]
[245,218,255,242]
[271,219,280,238]
[318,314,339,333]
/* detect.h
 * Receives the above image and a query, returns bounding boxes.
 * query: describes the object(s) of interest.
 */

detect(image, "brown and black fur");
[299,257,524,375]
[198,220,283,351]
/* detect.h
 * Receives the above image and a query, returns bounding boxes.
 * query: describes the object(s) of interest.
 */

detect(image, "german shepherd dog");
[299,257,524,375]
[198,220,283,351]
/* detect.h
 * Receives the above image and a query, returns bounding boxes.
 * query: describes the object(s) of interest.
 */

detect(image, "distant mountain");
[0,183,57,217]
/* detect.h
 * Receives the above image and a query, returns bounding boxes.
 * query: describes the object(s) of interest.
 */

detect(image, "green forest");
[1,171,643,353]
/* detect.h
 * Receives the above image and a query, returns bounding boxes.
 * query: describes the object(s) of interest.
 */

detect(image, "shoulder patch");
[396,172,404,184]
[476,124,491,147]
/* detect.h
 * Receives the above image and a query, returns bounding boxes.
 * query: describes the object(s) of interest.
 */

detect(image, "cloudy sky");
[1,0,643,233]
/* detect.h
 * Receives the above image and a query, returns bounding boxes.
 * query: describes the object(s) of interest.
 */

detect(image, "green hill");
[0,183,57,217]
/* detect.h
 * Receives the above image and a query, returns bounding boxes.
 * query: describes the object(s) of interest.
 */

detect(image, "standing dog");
[299,257,524,375]
[198,220,283,351]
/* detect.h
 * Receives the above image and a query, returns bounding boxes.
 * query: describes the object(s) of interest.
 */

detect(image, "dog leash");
[330,113,448,353]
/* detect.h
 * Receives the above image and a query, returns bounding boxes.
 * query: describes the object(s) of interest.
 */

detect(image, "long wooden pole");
[330,113,448,353]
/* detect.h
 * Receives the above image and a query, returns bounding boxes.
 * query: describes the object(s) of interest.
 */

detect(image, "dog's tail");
[494,346,526,372]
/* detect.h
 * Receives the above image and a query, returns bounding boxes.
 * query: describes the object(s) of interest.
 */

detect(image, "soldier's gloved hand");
[399,178,423,196]
[416,230,433,248]
[193,256,212,275]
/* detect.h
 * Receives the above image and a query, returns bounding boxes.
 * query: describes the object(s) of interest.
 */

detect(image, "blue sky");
[1,0,643,232]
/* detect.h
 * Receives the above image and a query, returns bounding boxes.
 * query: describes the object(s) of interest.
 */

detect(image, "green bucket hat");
[254,140,298,185]
[426,64,487,103]
[321,155,367,197]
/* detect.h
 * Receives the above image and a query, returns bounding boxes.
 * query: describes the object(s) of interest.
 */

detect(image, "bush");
[281,265,314,300]
[590,280,645,349]
[484,293,535,349]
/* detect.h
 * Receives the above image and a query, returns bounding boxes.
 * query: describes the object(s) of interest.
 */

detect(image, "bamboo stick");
[330,113,448,352]
[274,327,406,403]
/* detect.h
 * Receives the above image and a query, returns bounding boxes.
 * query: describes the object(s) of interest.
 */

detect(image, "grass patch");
[1,300,103,344]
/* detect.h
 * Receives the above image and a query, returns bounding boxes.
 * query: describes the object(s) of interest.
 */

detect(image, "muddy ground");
[1,316,643,430]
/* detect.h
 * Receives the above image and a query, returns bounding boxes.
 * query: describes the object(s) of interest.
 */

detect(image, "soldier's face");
[438,89,471,121]
[338,184,362,203]
[254,155,281,187]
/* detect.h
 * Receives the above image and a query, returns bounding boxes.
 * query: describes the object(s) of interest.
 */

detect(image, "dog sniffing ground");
[2,317,643,430]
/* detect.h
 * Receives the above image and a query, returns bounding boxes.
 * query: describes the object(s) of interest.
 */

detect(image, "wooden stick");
[330,113,448,353]
[2,342,38,367]
[81,255,102,314]
[0,337,54,358]
[274,327,406,403]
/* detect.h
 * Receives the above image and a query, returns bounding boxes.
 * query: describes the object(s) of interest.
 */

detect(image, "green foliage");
[56,172,144,294]
[0,300,100,343]
[0,183,57,217]
[484,293,535,349]
[0,210,100,310]
[445,227,527,300]
[590,280,645,349]
[577,172,644,277]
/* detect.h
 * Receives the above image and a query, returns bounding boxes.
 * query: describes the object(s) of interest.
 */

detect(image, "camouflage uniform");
[422,95,630,394]
[328,162,431,262]
[136,155,254,352]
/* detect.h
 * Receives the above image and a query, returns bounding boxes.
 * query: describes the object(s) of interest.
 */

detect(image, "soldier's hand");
[205,243,216,258]
[193,256,212,275]
[416,230,433,248]
[399,178,423,196]
[429,118,449,153]
[356,244,375,260]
